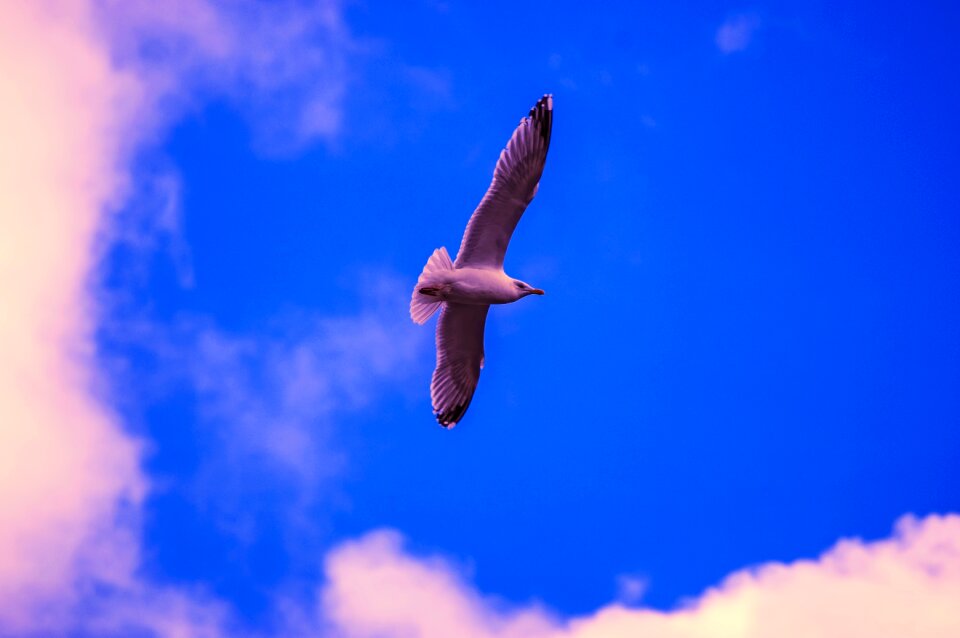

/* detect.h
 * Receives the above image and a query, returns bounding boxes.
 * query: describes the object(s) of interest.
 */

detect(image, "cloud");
[0,1,146,630]
[715,14,761,54]
[97,0,358,152]
[323,530,559,638]
[107,167,195,289]
[615,574,649,606]
[322,514,960,638]
[105,273,428,541]
[0,0,365,634]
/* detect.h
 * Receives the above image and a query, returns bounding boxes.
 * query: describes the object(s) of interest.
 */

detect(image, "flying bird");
[410,94,553,427]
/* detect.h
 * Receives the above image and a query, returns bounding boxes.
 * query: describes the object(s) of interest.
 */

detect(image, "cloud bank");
[0,1,145,630]
[323,514,960,638]
[0,0,368,633]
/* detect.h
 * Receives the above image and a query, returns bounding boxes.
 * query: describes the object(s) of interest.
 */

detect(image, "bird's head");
[514,279,545,297]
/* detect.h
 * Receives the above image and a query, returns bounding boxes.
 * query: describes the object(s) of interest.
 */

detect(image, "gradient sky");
[3,1,960,637]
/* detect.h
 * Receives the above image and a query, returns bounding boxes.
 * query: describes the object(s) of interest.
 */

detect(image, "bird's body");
[417,267,543,306]
[411,95,553,427]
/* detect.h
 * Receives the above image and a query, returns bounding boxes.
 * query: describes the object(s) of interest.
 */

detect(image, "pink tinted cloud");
[0,0,362,634]
[322,514,960,638]
[0,1,145,629]
[323,530,558,638]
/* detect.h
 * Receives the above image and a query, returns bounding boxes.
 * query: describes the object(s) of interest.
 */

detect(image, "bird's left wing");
[454,95,553,270]
[431,303,490,427]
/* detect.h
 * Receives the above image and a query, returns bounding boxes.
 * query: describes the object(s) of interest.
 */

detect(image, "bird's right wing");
[454,95,553,270]
[431,302,490,427]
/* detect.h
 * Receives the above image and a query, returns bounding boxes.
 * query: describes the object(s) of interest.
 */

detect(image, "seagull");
[410,95,553,428]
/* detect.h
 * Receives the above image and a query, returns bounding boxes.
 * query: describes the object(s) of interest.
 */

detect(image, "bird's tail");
[410,247,453,325]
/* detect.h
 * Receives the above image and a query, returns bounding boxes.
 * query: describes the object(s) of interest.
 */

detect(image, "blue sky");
[4,1,960,636]
[118,0,960,621]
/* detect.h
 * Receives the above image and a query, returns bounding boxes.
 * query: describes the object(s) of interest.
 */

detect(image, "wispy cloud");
[97,0,360,152]
[105,167,195,289]
[105,273,428,543]
[716,14,761,54]
[322,514,960,638]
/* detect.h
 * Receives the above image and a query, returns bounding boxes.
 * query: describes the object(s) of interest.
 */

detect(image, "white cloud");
[323,530,559,638]
[322,514,960,638]
[0,0,367,634]
[0,1,145,630]
[716,14,761,54]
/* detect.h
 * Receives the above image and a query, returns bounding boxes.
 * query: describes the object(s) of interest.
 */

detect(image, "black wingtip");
[528,94,553,117]
[435,400,471,428]
[528,94,553,151]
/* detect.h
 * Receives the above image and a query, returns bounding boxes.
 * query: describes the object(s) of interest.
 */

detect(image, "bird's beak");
[531,288,545,295]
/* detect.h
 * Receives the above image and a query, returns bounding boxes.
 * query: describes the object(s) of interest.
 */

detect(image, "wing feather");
[431,303,490,427]
[454,95,553,270]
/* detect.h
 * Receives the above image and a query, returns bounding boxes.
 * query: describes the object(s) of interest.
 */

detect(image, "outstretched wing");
[454,95,553,270]
[431,303,490,427]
